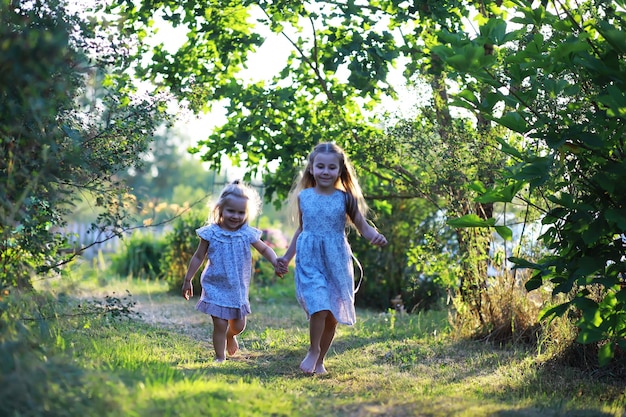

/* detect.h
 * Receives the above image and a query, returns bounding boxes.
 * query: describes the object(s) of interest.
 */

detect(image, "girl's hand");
[370,232,388,247]
[275,258,289,277]
[181,280,193,300]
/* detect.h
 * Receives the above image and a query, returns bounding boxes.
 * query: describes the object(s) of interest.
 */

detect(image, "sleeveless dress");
[194,223,262,320]
[295,188,356,325]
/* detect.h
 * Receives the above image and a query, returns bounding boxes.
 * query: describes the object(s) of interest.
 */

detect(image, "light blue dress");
[295,188,356,325]
[194,223,261,320]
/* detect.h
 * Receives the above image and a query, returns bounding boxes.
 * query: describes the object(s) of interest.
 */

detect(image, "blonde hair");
[288,142,369,227]
[210,180,262,225]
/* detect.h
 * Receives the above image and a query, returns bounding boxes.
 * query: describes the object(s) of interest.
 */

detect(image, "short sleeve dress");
[194,223,262,320]
[295,188,356,325]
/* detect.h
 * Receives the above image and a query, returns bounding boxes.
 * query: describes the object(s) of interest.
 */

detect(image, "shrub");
[160,212,207,295]
[448,270,544,346]
[0,290,124,416]
[110,232,167,280]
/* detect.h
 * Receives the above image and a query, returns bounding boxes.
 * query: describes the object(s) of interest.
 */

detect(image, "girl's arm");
[252,240,279,266]
[252,240,288,277]
[279,200,302,264]
[279,225,301,264]
[182,238,209,300]
[352,210,388,247]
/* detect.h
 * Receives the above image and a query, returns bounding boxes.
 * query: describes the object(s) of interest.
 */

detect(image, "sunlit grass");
[8,262,626,417]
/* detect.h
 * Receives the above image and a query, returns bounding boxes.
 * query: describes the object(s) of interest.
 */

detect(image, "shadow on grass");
[129,291,624,416]
[198,323,623,416]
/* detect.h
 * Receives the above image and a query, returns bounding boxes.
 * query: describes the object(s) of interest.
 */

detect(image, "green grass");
[4,265,626,417]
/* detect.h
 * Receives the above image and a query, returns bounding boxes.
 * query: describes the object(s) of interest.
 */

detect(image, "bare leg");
[226,317,246,356]
[211,316,228,362]
[301,310,330,374]
[314,313,338,375]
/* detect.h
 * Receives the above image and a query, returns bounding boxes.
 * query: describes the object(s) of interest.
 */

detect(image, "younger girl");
[182,180,287,362]
[277,142,387,374]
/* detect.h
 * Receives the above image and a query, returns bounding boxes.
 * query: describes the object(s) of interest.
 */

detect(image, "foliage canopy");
[0,0,171,288]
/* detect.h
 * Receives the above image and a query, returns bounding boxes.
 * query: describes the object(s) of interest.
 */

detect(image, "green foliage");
[0,289,139,416]
[352,196,449,312]
[0,0,171,290]
[109,0,513,321]
[110,232,167,280]
[118,133,222,220]
[437,0,626,365]
[252,228,288,286]
[101,0,402,199]
[160,211,208,294]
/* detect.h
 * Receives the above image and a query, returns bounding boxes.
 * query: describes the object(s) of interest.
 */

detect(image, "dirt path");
[132,291,211,341]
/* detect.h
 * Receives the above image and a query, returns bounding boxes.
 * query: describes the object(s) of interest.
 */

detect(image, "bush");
[0,290,124,416]
[160,212,207,295]
[110,232,167,280]
[448,270,544,346]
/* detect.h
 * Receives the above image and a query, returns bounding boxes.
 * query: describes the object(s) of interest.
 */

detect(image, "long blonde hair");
[210,180,262,225]
[288,142,369,227]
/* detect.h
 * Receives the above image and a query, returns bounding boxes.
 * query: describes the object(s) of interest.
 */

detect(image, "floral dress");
[195,223,261,320]
[295,188,356,325]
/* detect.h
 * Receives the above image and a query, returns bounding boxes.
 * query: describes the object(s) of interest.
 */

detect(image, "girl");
[182,180,287,362]
[277,142,387,374]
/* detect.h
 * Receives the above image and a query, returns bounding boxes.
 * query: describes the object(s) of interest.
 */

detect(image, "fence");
[64,223,170,259]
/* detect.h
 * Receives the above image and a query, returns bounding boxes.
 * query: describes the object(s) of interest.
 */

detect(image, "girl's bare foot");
[314,363,327,375]
[226,335,239,356]
[214,357,226,363]
[299,350,319,374]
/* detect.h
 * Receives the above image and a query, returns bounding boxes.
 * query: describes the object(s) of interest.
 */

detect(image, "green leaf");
[604,208,626,230]
[476,181,524,203]
[572,296,600,323]
[598,23,626,54]
[576,327,606,344]
[496,137,523,159]
[494,112,529,133]
[457,89,479,106]
[525,271,544,291]
[468,181,487,194]
[575,256,606,278]
[494,225,512,241]
[546,192,576,208]
[539,302,570,321]
[479,18,508,45]
[509,257,543,270]
[513,159,552,186]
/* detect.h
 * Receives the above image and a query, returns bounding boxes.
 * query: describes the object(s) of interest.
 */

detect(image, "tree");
[0,0,171,289]
[434,0,626,365]
[103,0,510,312]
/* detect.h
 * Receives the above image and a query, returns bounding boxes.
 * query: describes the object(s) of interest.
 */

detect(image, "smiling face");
[311,152,341,192]
[219,196,248,231]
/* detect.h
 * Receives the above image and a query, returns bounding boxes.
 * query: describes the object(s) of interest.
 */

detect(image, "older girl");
[277,142,387,374]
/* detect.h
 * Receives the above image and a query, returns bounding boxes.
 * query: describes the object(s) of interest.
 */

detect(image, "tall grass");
[3,262,625,417]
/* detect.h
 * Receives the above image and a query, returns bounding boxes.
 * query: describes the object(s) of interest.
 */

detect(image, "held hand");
[181,280,193,300]
[274,258,289,277]
[370,232,388,247]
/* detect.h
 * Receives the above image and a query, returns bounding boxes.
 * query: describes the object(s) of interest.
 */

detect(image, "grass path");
[74,278,626,417]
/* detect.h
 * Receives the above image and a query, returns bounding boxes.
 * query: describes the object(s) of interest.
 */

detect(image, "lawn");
[2,267,625,417]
